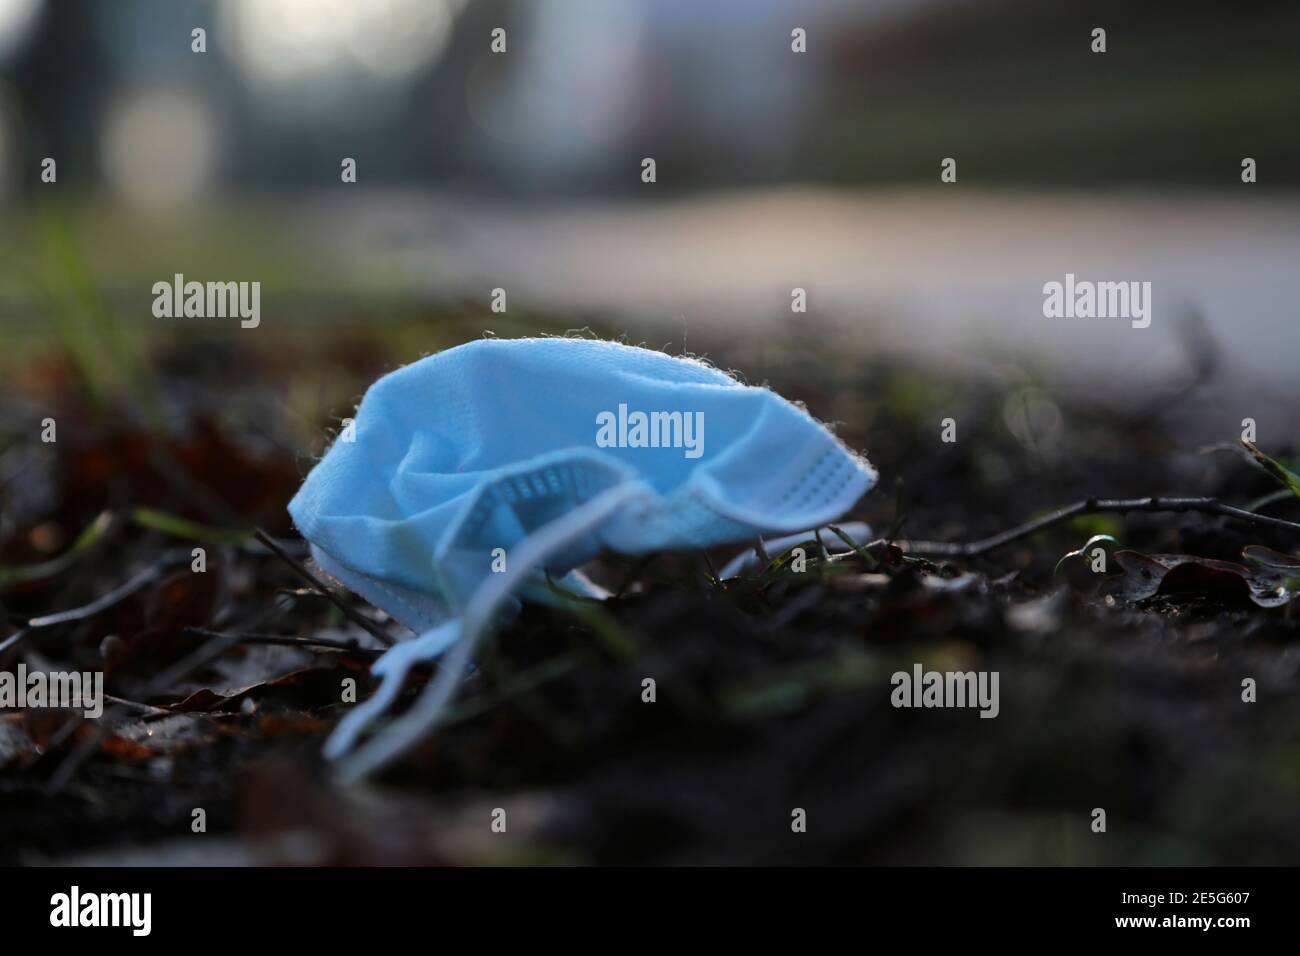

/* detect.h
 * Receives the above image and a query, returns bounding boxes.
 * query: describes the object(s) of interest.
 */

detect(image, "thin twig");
[183,626,385,658]
[829,523,878,570]
[42,626,254,793]
[26,562,173,629]
[897,496,1300,558]
[699,549,719,585]
[0,627,30,655]
[253,528,394,646]
[40,597,300,792]
[102,693,181,717]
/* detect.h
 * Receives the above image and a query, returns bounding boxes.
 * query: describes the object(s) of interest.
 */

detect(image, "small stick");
[253,528,394,646]
[182,626,385,658]
[40,599,306,792]
[897,496,1300,558]
[102,693,181,717]
[0,627,30,655]
[27,564,168,629]
[43,627,251,793]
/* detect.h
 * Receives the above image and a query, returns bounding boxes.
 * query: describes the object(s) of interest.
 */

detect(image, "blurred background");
[0,0,1297,413]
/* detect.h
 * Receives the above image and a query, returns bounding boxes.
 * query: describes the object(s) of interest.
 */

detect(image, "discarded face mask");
[288,337,876,780]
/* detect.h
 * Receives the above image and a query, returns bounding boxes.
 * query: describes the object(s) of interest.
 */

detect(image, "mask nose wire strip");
[331,481,650,783]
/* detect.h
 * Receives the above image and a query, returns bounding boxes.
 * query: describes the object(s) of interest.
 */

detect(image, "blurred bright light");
[0,0,41,63]
[468,0,649,179]
[221,0,453,89]
[101,90,217,210]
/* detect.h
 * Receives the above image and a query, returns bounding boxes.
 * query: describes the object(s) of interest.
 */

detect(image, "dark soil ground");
[3,316,1299,865]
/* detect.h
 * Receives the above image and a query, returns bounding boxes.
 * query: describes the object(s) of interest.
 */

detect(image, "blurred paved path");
[315,187,1300,396]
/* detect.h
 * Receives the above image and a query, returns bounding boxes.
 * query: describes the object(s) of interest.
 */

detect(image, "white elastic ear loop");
[332,481,649,783]
[322,572,599,762]
[322,623,461,760]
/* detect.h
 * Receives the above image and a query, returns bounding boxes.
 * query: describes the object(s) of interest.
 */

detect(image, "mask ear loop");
[324,570,603,759]
[331,481,649,783]
[322,623,461,760]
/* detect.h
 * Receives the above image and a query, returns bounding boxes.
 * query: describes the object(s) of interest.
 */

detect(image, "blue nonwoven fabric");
[288,337,876,778]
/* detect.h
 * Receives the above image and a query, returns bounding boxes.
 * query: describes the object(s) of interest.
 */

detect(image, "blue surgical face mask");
[289,337,876,779]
